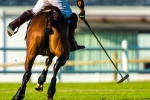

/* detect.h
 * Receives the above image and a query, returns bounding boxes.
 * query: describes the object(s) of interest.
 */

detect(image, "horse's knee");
[53,56,67,78]
[58,54,68,66]
[24,54,36,70]
[54,56,66,70]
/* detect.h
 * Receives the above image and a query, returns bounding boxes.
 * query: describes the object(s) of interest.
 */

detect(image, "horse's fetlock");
[38,69,48,84]
[12,87,25,100]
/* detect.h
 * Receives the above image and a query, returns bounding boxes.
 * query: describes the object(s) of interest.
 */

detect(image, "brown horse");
[12,9,69,100]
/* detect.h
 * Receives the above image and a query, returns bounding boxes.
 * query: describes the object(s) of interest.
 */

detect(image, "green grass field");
[0,82,150,100]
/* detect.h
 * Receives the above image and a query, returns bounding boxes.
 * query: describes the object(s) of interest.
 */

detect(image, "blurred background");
[0,0,150,83]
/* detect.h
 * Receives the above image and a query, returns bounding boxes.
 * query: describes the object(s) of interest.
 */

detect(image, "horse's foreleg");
[47,55,67,100]
[36,56,54,92]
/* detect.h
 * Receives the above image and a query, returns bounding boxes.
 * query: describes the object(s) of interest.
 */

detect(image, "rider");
[7,0,85,52]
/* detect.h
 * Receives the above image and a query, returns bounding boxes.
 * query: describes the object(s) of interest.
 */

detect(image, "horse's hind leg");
[35,55,54,92]
[47,54,68,100]
[12,54,36,100]
[12,70,32,100]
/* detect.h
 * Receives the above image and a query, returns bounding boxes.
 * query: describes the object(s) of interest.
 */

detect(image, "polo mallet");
[83,19,129,83]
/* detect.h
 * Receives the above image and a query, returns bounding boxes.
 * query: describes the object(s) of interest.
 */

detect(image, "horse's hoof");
[35,83,43,92]
[46,98,53,100]
[12,96,24,100]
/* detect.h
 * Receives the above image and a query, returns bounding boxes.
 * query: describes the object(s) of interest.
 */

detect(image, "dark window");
[144,63,150,69]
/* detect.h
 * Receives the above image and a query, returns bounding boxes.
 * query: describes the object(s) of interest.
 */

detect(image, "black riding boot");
[7,9,34,36]
[69,13,85,52]
[70,40,85,52]
[69,28,85,52]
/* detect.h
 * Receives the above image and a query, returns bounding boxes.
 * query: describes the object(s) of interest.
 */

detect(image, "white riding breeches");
[32,0,72,18]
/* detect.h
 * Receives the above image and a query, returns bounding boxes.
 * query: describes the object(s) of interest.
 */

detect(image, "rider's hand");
[78,11,85,20]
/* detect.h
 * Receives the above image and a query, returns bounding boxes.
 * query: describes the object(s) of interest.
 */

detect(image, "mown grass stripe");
[0,82,150,100]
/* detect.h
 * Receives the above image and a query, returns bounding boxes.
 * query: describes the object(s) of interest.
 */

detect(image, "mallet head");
[117,74,129,84]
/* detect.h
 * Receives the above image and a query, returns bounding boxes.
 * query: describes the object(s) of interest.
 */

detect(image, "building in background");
[0,0,150,6]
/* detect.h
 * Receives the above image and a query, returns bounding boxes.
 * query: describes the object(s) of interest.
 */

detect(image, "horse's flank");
[26,11,69,58]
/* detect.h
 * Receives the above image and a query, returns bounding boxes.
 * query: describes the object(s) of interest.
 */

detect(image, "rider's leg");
[69,13,85,52]
[7,9,34,36]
